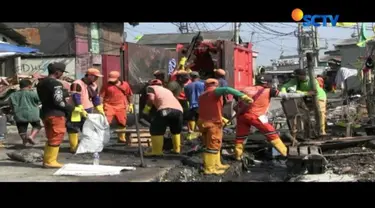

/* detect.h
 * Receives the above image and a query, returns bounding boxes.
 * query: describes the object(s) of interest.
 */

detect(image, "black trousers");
[16,121,42,135]
[150,108,183,136]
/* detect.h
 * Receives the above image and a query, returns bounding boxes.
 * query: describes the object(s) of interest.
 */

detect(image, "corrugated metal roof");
[137,31,235,45]
[0,23,28,45]
[320,55,341,62]
[334,38,357,47]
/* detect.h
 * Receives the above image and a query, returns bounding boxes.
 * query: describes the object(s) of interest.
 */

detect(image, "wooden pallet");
[126,132,151,147]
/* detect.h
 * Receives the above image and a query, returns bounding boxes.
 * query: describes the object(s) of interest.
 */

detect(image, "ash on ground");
[159,155,289,182]
[324,145,375,182]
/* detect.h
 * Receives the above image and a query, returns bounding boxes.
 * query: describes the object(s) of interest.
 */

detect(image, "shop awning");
[0,42,39,54]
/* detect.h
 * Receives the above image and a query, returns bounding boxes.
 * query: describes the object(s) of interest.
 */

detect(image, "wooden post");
[306,52,322,136]
[365,44,375,120]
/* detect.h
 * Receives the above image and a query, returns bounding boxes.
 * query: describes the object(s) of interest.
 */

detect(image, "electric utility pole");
[234,22,240,44]
[174,22,190,34]
[297,23,304,69]
[311,26,319,67]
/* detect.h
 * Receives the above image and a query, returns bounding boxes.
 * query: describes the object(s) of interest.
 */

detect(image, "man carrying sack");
[67,68,104,153]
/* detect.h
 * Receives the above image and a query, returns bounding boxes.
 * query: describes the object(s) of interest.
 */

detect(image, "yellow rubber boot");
[234,143,244,161]
[203,153,225,175]
[270,138,288,157]
[144,135,164,156]
[171,134,181,154]
[43,144,63,168]
[69,133,79,153]
[188,121,196,132]
[216,152,230,170]
[118,133,126,143]
[118,127,127,143]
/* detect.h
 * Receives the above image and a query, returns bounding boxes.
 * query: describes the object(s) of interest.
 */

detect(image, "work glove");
[128,104,134,113]
[222,117,229,125]
[71,105,87,122]
[240,95,253,104]
[95,104,105,115]
[142,104,152,115]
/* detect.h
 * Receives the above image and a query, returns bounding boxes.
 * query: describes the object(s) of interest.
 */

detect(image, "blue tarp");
[0,43,39,54]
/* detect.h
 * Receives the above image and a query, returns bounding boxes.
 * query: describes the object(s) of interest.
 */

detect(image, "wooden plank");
[309,146,319,155]
[299,146,308,156]
[129,143,151,147]
[288,146,299,157]
[129,133,151,138]
[114,128,149,133]
[129,138,151,143]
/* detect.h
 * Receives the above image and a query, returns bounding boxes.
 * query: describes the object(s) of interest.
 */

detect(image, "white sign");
[19,57,76,78]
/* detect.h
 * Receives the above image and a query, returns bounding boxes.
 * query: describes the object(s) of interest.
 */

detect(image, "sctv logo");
[291,8,339,27]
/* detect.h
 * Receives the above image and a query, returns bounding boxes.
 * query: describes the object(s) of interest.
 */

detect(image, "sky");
[124,22,367,66]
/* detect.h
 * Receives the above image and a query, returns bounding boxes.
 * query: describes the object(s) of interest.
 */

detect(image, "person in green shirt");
[281,69,327,135]
[10,79,42,146]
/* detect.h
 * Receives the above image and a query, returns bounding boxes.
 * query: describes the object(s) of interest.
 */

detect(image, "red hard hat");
[149,79,162,86]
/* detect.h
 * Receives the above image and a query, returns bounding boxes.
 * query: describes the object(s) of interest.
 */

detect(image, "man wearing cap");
[198,79,253,175]
[100,71,134,143]
[281,69,327,135]
[37,62,74,168]
[184,71,205,140]
[142,79,183,155]
[233,76,306,160]
[67,68,104,153]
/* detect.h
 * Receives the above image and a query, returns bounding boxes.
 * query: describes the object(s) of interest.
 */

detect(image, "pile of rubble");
[0,73,73,105]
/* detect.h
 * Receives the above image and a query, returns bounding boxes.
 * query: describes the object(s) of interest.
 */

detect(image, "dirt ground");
[3,96,375,182]
[0,126,182,182]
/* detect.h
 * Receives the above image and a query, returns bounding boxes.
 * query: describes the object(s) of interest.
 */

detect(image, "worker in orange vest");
[100,71,134,143]
[67,68,105,153]
[316,75,324,89]
[233,76,307,160]
[197,79,253,175]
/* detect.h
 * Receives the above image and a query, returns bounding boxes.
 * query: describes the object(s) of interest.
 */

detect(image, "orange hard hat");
[205,78,219,87]
[86,68,103,77]
[108,71,120,82]
[214,69,226,76]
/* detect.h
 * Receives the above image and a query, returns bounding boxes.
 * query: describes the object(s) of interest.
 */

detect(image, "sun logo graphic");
[291,8,339,27]
[291,8,304,22]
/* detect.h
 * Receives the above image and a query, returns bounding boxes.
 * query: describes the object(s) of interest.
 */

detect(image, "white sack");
[76,114,110,154]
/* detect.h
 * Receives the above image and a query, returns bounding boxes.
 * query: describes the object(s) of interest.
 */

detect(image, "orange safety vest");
[242,86,271,117]
[70,79,98,109]
[198,87,223,123]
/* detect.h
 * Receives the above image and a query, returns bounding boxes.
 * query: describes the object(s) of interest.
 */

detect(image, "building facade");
[3,22,125,84]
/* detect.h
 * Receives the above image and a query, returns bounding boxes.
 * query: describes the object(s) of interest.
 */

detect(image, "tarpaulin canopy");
[0,42,39,54]
[0,52,16,58]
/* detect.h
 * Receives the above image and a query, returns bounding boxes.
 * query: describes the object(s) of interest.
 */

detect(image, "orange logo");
[291,8,304,21]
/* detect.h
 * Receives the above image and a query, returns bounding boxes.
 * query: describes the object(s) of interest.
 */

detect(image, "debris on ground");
[290,170,356,182]
[7,148,44,163]
[53,163,136,176]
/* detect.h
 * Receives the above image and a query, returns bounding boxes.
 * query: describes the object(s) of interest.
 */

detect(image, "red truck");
[110,40,254,118]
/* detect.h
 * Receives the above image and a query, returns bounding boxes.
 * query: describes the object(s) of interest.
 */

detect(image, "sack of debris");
[76,114,110,154]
